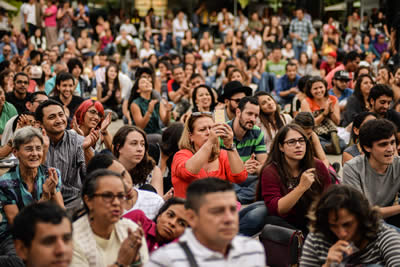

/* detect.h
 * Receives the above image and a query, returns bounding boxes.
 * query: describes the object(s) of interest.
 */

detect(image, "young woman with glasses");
[256,124,331,234]
[171,112,247,198]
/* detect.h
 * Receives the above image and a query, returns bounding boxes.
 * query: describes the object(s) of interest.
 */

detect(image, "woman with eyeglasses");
[257,124,331,234]
[71,169,149,267]
[72,99,112,152]
[171,112,247,198]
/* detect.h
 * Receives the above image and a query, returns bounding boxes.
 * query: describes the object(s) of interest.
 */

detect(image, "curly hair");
[112,125,155,186]
[308,184,380,243]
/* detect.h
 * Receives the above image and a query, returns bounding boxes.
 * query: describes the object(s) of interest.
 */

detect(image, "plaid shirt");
[289,18,314,46]
[0,165,62,240]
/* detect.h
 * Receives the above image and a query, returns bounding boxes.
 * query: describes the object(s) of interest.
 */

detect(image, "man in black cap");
[219,81,252,121]
[329,70,353,111]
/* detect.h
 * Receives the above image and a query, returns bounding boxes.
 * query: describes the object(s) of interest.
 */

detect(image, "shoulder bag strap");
[178,241,200,267]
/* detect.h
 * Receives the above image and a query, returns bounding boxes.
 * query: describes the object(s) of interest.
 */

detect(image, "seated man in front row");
[343,119,400,227]
[145,178,265,267]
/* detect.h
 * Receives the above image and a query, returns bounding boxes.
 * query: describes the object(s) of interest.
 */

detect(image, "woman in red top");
[301,76,343,155]
[257,124,331,234]
[171,112,247,198]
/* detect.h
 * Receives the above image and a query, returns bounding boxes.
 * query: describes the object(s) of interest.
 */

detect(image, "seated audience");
[71,169,149,266]
[258,124,331,234]
[97,63,123,119]
[171,112,247,198]
[124,198,189,253]
[300,185,400,266]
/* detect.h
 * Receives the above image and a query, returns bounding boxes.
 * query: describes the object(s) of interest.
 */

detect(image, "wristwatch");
[224,143,236,151]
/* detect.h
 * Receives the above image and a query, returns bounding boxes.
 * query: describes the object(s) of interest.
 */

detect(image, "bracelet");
[223,143,236,151]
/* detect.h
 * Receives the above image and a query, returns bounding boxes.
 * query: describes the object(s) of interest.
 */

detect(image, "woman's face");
[118,131,146,166]
[363,35,370,44]
[4,71,14,84]
[107,66,118,80]
[310,81,326,100]
[258,94,276,114]
[156,204,188,241]
[149,55,157,66]
[35,29,41,37]
[159,63,167,75]
[14,136,43,169]
[271,16,278,26]
[190,116,214,151]
[300,53,308,64]
[85,176,126,225]
[138,77,152,93]
[230,71,243,83]
[83,105,102,130]
[360,77,373,97]
[195,87,212,109]
[249,57,257,68]
[279,129,306,162]
[42,64,51,76]
[184,65,193,78]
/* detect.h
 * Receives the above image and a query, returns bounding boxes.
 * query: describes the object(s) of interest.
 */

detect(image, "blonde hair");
[178,113,220,161]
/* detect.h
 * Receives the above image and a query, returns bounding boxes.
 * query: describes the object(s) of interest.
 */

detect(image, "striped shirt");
[45,130,85,207]
[300,223,400,266]
[222,120,266,162]
[145,228,265,267]
[289,18,314,46]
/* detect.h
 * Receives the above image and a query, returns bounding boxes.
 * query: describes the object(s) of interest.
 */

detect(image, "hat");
[333,70,351,81]
[219,81,252,102]
[328,51,337,58]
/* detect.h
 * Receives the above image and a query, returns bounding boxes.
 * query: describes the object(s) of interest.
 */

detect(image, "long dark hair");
[256,124,323,214]
[353,74,375,109]
[112,125,155,186]
[350,111,377,143]
[105,63,121,92]
[255,91,286,140]
[192,85,217,112]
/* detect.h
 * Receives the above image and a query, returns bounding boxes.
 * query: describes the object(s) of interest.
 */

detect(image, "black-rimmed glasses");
[93,192,127,203]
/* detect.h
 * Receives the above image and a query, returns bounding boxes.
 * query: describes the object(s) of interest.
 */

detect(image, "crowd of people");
[1,1,400,266]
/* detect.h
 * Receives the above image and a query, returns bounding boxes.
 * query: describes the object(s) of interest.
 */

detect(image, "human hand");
[290,87,299,94]
[324,240,353,267]
[82,129,99,150]
[16,114,34,130]
[214,123,234,148]
[100,113,112,133]
[244,154,261,174]
[162,188,174,201]
[41,128,50,151]
[117,227,144,265]
[148,99,159,114]
[42,168,58,197]
[71,116,84,136]
[107,89,113,97]
[298,168,315,192]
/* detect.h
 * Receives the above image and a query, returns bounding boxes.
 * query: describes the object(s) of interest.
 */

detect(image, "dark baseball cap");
[333,70,351,81]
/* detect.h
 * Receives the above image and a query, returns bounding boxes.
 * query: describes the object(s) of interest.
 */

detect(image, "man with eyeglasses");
[7,72,32,114]
[219,81,252,121]
[1,92,48,146]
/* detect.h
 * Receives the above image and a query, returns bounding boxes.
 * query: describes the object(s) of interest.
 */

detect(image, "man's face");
[190,77,204,90]
[272,49,281,61]
[173,67,185,84]
[41,105,67,135]
[49,51,58,64]
[189,191,238,250]
[225,92,246,114]
[296,9,304,20]
[15,218,73,267]
[14,74,29,95]
[3,45,11,57]
[286,65,297,80]
[237,103,260,131]
[364,135,396,166]
[370,95,392,116]
[327,55,336,65]
[57,79,74,100]
[347,57,360,72]
[99,56,108,67]
[334,79,348,91]
[328,208,359,242]
[28,94,49,113]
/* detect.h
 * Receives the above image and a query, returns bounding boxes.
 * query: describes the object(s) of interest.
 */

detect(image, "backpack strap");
[178,241,200,267]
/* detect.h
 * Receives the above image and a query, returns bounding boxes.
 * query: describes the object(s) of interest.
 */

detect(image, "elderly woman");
[0,126,63,256]
[71,169,149,267]
[73,99,112,151]
[124,197,189,253]
[171,112,247,198]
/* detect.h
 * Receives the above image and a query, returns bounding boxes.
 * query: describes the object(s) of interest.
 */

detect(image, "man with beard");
[222,96,267,204]
[7,72,32,114]
[368,84,400,129]
[329,70,353,111]
[35,99,98,211]
[220,81,252,121]
[343,119,400,227]
[50,72,84,123]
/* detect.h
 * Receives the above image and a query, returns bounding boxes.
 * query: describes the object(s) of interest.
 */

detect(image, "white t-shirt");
[120,23,137,36]
[246,34,262,51]
[24,3,36,25]
[199,50,215,64]
[139,48,156,60]
[172,18,188,39]
[115,35,134,47]
[123,188,164,220]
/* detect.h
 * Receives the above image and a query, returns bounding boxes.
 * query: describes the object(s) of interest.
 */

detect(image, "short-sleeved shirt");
[0,102,18,134]
[222,120,267,162]
[133,97,161,134]
[51,95,84,121]
[265,60,288,77]
[0,165,62,240]
[6,92,32,114]
[328,88,353,103]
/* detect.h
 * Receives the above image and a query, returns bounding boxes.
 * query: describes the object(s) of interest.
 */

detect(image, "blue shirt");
[328,88,353,102]
[276,74,300,101]
[0,165,62,240]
